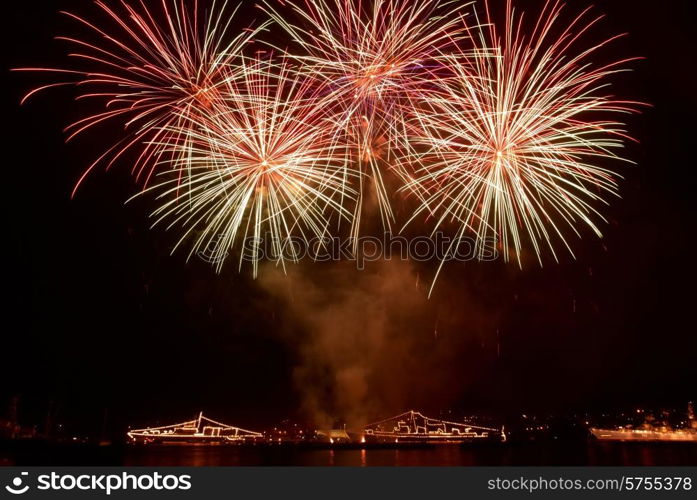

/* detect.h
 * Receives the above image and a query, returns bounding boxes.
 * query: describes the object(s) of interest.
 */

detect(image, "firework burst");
[139,57,355,276]
[261,0,472,239]
[14,0,267,196]
[401,0,642,276]
[15,0,644,281]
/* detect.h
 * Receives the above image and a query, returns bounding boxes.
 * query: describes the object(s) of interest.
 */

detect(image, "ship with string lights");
[127,412,262,445]
[363,411,505,444]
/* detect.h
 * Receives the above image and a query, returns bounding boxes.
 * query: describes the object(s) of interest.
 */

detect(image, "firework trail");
[261,0,472,241]
[14,0,267,196]
[138,57,355,276]
[401,0,642,283]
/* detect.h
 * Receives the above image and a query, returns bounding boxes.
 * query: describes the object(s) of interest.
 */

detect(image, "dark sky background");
[1,0,695,438]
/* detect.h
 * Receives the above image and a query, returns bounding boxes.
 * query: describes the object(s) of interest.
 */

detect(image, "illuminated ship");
[364,410,505,443]
[590,427,697,442]
[590,402,697,442]
[127,412,262,444]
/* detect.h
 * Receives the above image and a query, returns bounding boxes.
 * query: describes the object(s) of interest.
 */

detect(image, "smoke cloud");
[258,258,503,429]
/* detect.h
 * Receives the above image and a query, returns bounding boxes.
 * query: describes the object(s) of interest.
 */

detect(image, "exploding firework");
[14,0,267,195]
[139,57,355,276]
[401,0,642,277]
[261,0,472,239]
[15,0,643,280]
[262,0,468,104]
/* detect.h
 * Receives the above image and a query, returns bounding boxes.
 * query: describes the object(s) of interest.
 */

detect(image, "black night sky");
[1,0,696,438]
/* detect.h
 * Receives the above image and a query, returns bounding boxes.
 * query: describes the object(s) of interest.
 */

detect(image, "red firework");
[14,0,267,196]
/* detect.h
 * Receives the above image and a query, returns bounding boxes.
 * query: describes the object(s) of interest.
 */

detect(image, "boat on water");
[127,412,262,445]
[363,410,505,444]
[590,427,697,442]
[590,402,697,442]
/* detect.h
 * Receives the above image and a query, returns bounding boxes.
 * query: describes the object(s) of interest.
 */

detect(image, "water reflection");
[122,443,697,466]
[2,442,696,466]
